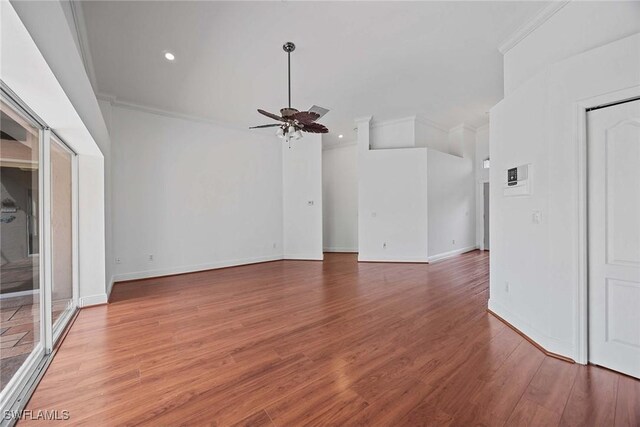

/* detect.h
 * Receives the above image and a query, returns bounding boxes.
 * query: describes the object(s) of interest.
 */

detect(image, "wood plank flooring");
[19,251,640,426]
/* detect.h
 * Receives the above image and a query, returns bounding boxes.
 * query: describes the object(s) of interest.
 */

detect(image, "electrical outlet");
[452,239,456,245]
[504,281,510,293]
[148,254,154,261]
[383,242,387,249]
[272,242,277,249]
[115,257,121,264]
[307,200,314,206]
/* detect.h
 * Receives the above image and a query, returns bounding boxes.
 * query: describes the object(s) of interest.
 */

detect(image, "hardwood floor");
[20,251,640,426]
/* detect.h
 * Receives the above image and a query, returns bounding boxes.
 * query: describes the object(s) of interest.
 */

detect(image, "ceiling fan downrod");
[283,42,295,109]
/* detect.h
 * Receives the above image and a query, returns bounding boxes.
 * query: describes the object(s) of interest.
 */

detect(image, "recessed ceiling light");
[164,52,175,61]
[338,134,344,139]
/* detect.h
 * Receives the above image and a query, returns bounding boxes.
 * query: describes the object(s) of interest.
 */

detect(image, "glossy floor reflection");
[20,252,640,426]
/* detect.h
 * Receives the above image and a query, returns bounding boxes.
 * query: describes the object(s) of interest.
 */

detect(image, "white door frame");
[477,179,490,251]
[574,85,640,365]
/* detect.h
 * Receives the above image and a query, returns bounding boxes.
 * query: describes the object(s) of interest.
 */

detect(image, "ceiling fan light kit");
[250,42,329,147]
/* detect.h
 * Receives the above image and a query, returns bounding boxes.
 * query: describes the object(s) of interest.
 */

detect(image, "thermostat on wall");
[504,164,532,196]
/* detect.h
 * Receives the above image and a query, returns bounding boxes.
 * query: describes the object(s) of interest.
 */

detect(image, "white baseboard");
[323,247,358,253]
[358,254,429,263]
[106,276,115,300]
[488,298,574,361]
[427,245,478,262]
[284,253,324,261]
[112,254,284,283]
[79,293,108,307]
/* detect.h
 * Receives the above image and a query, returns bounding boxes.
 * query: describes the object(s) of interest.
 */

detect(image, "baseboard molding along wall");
[427,245,478,262]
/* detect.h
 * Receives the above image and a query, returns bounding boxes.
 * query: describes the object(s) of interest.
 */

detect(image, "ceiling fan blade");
[249,124,282,129]
[308,105,330,120]
[257,109,286,122]
[300,122,328,134]
[292,111,320,124]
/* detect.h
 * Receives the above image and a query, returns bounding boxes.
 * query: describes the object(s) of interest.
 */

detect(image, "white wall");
[108,105,285,281]
[357,117,429,262]
[322,143,358,252]
[490,32,640,361]
[475,124,489,248]
[370,116,449,152]
[97,99,114,294]
[503,2,640,95]
[427,149,476,261]
[283,136,323,260]
[2,1,107,305]
[415,118,449,153]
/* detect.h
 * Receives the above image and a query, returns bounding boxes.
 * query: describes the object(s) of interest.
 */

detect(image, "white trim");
[322,140,357,151]
[354,116,373,124]
[449,123,477,133]
[427,245,478,263]
[96,93,257,134]
[323,247,358,253]
[489,298,574,357]
[0,289,39,300]
[284,253,324,261]
[574,85,640,365]
[68,1,97,91]
[415,115,449,133]
[498,1,571,55]
[112,254,283,283]
[358,255,429,263]
[476,123,490,133]
[79,293,108,307]
[41,129,53,354]
[106,275,115,300]
[371,115,416,129]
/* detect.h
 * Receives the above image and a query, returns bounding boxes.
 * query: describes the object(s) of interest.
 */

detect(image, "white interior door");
[588,99,640,379]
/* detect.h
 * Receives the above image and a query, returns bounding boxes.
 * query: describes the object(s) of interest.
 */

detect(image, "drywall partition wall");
[109,105,284,281]
[1,1,107,305]
[427,149,475,261]
[502,2,640,95]
[357,117,429,262]
[370,117,416,149]
[415,118,449,153]
[447,124,476,160]
[490,33,640,361]
[475,124,489,248]
[322,142,358,252]
[283,135,323,260]
[369,116,450,153]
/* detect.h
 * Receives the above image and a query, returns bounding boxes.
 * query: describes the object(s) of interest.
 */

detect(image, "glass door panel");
[0,99,41,394]
[49,137,74,330]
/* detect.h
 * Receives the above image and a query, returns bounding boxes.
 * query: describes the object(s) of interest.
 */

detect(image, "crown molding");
[354,116,372,124]
[96,93,264,134]
[415,115,448,133]
[449,123,477,133]
[371,115,416,129]
[476,123,490,133]
[498,1,571,55]
[69,0,98,91]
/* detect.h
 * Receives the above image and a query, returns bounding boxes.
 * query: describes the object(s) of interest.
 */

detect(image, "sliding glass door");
[49,136,76,338]
[0,86,78,420]
[0,98,43,397]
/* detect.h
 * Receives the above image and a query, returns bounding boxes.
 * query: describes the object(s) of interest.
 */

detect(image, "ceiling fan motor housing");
[283,42,296,53]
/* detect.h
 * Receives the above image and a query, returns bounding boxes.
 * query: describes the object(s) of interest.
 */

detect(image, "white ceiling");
[81,1,547,144]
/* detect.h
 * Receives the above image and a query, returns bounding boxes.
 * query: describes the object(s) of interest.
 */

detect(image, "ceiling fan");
[250,42,329,143]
